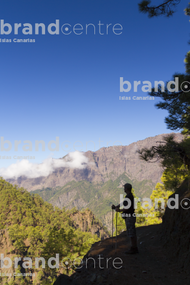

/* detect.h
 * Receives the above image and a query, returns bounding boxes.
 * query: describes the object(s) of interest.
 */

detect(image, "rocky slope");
[53,224,190,285]
[53,178,190,285]
[161,178,190,272]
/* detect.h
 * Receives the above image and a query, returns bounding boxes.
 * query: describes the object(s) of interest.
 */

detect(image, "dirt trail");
[71,224,190,285]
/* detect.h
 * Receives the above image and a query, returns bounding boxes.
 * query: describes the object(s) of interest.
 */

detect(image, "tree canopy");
[0,178,99,285]
[138,0,182,17]
[138,0,190,191]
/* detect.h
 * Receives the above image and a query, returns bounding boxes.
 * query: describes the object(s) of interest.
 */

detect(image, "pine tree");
[138,0,183,18]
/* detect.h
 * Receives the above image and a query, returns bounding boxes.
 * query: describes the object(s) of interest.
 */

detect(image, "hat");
[123,183,132,190]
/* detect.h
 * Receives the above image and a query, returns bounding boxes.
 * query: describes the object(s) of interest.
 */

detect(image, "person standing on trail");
[111,183,139,254]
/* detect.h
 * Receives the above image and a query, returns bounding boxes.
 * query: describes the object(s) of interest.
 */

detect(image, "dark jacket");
[122,192,135,214]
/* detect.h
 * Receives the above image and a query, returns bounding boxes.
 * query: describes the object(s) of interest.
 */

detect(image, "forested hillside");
[30,173,155,231]
[0,178,102,285]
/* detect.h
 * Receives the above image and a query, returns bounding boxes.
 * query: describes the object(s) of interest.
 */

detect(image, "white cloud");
[0,151,88,179]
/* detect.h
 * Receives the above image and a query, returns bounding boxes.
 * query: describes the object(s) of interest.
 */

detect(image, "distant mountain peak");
[6,132,183,192]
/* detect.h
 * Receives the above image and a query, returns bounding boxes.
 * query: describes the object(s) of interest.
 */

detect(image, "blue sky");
[0,0,189,171]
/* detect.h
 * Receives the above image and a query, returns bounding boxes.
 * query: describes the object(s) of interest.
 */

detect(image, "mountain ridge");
[6,132,183,192]
[5,132,183,232]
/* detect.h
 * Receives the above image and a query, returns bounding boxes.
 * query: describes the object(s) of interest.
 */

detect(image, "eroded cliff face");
[68,209,109,239]
[161,178,190,273]
[6,133,183,192]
